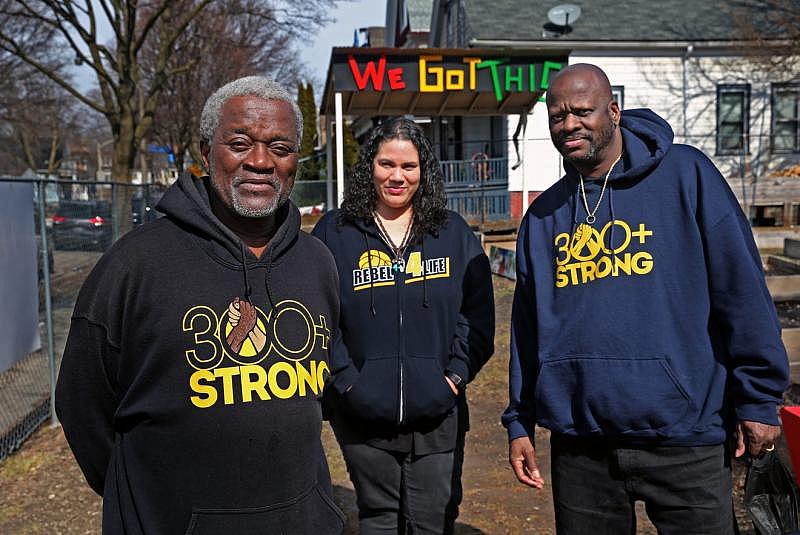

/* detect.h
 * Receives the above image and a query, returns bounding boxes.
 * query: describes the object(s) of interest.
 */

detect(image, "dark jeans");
[336,438,464,535]
[550,435,736,535]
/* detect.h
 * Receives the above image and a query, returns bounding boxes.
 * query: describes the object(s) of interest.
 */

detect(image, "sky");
[298,0,386,89]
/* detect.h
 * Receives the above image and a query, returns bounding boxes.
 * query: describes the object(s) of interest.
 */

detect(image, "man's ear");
[200,142,210,171]
[608,100,621,126]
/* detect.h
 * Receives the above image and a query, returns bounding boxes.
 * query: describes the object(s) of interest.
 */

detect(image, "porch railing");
[439,157,509,221]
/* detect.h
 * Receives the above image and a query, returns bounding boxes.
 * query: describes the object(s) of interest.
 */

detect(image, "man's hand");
[735,420,781,457]
[238,300,257,331]
[227,297,258,353]
[509,436,544,489]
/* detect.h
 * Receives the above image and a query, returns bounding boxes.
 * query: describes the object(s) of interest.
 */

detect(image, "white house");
[425,0,800,222]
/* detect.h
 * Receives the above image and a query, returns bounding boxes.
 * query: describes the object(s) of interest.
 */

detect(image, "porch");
[440,156,509,222]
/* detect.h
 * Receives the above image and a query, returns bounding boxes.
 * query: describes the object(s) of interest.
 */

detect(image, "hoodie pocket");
[535,355,693,438]
[184,482,345,535]
[344,356,399,423]
[402,354,457,424]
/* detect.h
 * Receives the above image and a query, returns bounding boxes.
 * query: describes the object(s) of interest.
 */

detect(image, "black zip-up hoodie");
[56,175,344,534]
[312,210,494,452]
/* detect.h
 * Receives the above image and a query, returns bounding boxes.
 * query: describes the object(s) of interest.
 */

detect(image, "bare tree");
[0,76,84,175]
[0,0,216,231]
[144,0,315,174]
[0,8,53,173]
[0,0,337,232]
[729,0,800,80]
[0,21,77,176]
[0,1,213,183]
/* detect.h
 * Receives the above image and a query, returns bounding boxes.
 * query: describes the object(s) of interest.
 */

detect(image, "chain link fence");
[2,132,795,462]
[0,175,327,462]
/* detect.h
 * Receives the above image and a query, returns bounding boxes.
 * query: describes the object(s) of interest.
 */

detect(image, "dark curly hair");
[340,117,448,237]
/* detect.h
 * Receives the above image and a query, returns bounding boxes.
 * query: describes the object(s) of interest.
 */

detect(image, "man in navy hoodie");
[502,63,790,533]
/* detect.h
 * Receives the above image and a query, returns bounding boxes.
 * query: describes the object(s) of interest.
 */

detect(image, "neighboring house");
[425,0,800,222]
[386,0,435,49]
[383,0,512,183]
[58,141,93,181]
[96,139,113,181]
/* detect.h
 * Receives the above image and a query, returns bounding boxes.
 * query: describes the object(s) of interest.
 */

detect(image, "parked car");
[131,188,165,226]
[52,200,113,251]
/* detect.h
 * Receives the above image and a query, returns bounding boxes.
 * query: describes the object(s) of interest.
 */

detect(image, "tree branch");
[0,37,107,114]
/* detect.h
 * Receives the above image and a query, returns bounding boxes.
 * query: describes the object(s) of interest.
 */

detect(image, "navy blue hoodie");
[313,210,494,453]
[502,109,789,446]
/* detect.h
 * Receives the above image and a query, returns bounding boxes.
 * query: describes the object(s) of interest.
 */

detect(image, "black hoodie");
[56,175,345,534]
[312,210,494,453]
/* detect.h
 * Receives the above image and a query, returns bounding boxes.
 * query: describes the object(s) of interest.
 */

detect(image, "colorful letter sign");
[334,51,565,103]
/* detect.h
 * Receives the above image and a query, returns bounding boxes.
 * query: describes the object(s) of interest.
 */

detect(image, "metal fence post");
[37,179,58,426]
[112,182,120,243]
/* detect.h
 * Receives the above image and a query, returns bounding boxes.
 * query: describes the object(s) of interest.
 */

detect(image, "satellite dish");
[547,4,582,27]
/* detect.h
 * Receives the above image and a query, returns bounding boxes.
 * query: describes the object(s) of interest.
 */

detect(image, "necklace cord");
[373,211,413,267]
[578,152,622,225]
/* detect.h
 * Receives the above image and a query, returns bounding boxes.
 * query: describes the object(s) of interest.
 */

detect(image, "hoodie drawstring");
[608,186,618,271]
[265,248,275,311]
[240,242,253,301]
[421,234,429,308]
[571,177,580,240]
[572,179,580,226]
[363,231,377,316]
[239,241,275,310]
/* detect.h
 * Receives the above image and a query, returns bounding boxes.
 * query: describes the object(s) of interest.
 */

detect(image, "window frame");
[771,82,800,154]
[716,83,751,156]
[750,204,785,227]
[611,85,625,110]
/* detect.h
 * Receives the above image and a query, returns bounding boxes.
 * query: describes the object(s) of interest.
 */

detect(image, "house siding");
[508,52,800,217]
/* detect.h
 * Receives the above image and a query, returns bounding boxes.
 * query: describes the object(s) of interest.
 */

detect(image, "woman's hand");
[444,375,459,395]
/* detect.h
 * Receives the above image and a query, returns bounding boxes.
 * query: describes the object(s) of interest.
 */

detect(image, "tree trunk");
[46,127,60,176]
[17,129,37,172]
[174,143,185,176]
[110,112,138,241]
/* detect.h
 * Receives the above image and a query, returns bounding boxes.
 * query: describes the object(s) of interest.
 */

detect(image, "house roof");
[462,0,787,44]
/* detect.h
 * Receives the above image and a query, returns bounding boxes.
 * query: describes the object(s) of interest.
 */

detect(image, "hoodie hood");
[157,174,300,263]
[564,108,674,184]
[156,173,301,304]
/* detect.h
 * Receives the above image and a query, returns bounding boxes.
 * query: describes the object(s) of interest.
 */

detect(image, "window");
[611,85,624,110]
[772,83,800,153]
[750,204,784,227]
[716,84,750,155]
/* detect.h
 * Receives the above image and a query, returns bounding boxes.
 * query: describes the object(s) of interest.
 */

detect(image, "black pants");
[550,435,736,535]
[336,437,464,535]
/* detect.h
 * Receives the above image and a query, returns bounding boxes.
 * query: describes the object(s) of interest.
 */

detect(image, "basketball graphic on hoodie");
[358,249,392,268]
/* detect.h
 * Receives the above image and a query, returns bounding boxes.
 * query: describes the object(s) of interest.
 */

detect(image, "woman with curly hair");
[312,117,495,534]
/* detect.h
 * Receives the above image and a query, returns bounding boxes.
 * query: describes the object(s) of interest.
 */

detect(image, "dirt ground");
[0,277,759,534]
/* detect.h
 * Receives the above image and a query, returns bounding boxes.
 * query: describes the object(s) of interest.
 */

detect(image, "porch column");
[335,92,344,208]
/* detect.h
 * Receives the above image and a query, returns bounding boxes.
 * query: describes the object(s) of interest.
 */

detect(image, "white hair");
[199,76,303,145]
